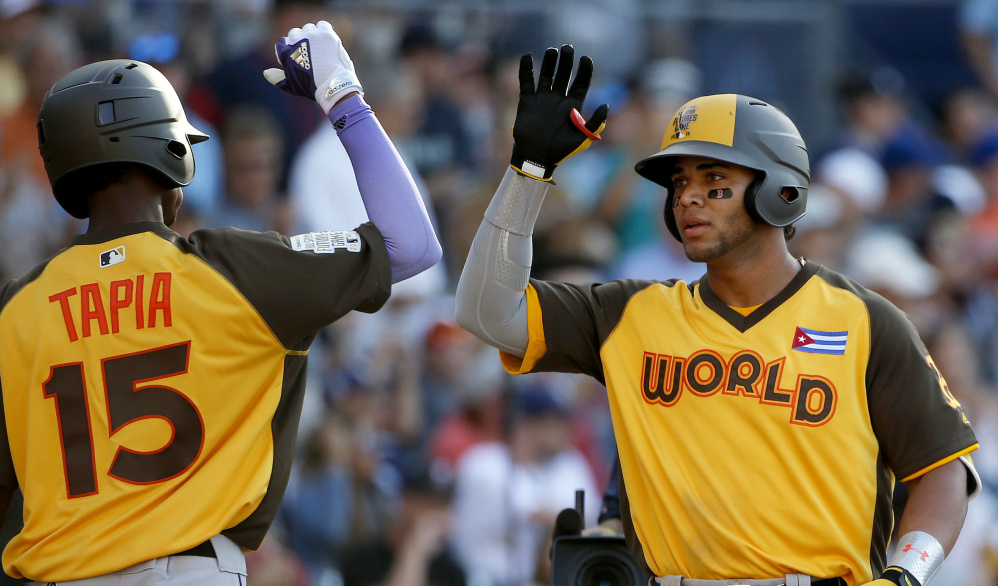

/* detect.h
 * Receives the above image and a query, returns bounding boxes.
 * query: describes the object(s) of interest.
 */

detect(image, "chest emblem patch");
[792,326,847,355]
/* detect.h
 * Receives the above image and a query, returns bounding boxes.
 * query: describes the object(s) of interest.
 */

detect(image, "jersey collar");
[71,221,174,246]
[697,259,819,333]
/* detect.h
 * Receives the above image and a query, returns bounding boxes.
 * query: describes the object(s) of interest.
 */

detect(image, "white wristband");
[316,71,363,115]
[889,531,945,585]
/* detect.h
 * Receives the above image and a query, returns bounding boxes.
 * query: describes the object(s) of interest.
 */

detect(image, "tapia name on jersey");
[640,349,836,426]
[49,273,173,342]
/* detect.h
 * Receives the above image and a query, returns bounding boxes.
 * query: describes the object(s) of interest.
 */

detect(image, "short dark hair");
[67,163,135,199]
[68,163,175,201]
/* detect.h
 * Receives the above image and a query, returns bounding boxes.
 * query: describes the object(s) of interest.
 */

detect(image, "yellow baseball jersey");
[0,221,390,581]
[502,261,978,584]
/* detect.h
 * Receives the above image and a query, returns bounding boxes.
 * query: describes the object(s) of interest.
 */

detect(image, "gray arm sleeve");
[455,169,549,357]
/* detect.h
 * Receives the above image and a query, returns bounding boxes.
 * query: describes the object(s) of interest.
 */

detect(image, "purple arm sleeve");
[327,94,442,283]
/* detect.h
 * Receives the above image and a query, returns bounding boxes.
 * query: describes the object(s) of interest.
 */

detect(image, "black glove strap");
[879,566,922,586]
[510,148,556,181]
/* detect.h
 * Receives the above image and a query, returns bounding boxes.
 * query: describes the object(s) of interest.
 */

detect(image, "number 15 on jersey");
[42,342,204,498]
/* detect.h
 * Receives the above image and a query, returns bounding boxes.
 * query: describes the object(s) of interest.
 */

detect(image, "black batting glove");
[863,566,922,586]
[509,45,609,181]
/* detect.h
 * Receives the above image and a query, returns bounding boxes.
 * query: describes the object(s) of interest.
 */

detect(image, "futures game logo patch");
[99,246,125,268]
[671,105,699,140]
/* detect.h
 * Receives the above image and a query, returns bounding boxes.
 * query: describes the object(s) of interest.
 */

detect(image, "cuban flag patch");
[792,326,847,355]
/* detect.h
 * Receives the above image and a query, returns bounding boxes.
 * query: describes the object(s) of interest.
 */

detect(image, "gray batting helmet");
[633,94,810,242]
[37,59,209,219]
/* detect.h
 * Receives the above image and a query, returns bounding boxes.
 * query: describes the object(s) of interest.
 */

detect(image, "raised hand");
[510,45,609,181]
[263,20,362,114]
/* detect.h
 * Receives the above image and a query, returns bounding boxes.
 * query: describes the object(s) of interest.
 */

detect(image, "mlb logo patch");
[99,246,125,268]
[792,326,847,355]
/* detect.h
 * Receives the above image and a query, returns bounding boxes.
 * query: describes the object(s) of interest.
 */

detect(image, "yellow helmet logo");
[661,94,738,150]
[671,105,697,140]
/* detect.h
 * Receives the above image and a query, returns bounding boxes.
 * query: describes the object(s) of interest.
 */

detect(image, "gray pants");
[654,575,817,586]
[34,535,247,586]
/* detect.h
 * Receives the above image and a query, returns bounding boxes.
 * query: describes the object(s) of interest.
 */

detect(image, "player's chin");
[682,241,719,264]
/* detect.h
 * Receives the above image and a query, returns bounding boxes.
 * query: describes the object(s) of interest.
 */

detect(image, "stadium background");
[2,0,998,585]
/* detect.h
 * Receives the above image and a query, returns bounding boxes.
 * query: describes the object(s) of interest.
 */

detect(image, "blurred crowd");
[3,0,998,585]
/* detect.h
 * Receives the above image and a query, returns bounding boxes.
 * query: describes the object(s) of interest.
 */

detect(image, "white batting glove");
[263,20,363,114]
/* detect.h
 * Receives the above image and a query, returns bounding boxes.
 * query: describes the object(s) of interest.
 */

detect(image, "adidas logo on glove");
[291,41,311,70]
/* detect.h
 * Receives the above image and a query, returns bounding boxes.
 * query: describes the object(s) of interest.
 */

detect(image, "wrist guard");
[484,167,550,237]
[885,531,945,585]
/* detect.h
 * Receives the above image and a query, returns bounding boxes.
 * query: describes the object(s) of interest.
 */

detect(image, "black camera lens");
[580,563,631,586]
[574,550,640,586]
[552,535,650,586]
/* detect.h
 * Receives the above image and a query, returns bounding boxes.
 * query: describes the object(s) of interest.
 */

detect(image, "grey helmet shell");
[633,94,809,242]
[37,59,209,219]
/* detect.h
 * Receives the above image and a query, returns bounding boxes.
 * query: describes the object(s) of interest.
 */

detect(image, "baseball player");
[0,20,440,585]
[455,45,979,586]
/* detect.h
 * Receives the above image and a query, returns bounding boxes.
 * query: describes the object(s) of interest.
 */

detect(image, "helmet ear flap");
[743,174,766,225]
[663,188,682,242]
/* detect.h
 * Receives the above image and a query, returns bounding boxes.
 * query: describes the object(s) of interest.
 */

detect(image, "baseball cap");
[969,130,998,168]
[816,147,887,213]
[847,229,938,299]
[515,385,570,419]
[879,122,947,171]
[589,82,631,113]
[640,57,702,108]
[792,184,843,234]
[398,21,452,57]
[128,32,181,65]
[835,66,905,104]
[401,459,454,499]
[0,0,39,19]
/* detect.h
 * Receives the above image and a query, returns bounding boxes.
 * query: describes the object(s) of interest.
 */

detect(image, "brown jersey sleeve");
[175,223,391,349]
[860,282,978,481]
[528,279,674,383]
